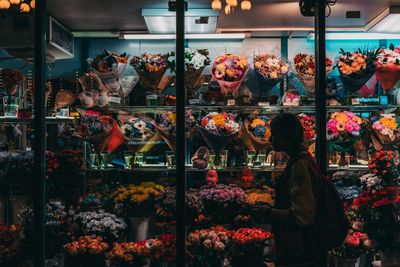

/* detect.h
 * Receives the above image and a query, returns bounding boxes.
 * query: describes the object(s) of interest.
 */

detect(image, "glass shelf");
[327,164,369,172]
[0,116,74,124]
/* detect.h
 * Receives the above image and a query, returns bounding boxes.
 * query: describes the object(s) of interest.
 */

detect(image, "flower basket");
[376,63,400,92]
[239,120,271,152]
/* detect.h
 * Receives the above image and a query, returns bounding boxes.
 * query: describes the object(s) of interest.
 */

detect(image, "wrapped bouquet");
[1,68,24,96]
[371,114,400,149]
[168,48,211,96]
[198,112,240,151]
[239,114,271,151]
[282,89,301,106]
[153,110,196,151]
[254,52,289,92]
[78,72,109,108]
[293,53,333,95]
[130,53,170,93]
[88,50,130,93]
[337,48,380,93]
[212,54,250,96]
[119,116,159,153]
[375,44,400,92]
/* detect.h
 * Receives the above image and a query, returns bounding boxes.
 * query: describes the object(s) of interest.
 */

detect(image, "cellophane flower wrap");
[186,226,231,267]
[375,44,400,92]
[72,211,127,241]
[293,53,333,93]
[112,182,165,217]
[1,68,24,95]
[198,112,239,151]
[0,224,21,265]
[371,114,400,148]
[130,53,170,93]
[199,184,247,222]
[327,111,364,153]
[153,110,196,151]
[119,116,160,153]
[254,52,289,90]
[107,241,150,267]
[212,54,250,96]
[239,114,271,151]
[88,50,130,93]
[78,72,110,108]
[168,48,211,94]
[337,48,380,93]
[229,228,272,267]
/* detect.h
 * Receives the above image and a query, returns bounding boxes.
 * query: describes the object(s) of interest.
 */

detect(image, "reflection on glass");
[208,150,216,169]
[89,153,99,169]
[124,151,133,169]
[217,150,228,169]
[254,150,267,168]
[246,150,256,167]
[100,153,113,169]
[134,152,144,167]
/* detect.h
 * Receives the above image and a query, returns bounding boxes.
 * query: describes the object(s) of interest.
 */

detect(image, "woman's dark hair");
[270,113,305,150]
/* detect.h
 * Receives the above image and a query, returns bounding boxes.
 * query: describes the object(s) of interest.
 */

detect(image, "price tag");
[258,102,270,107]
[147,94,158,100]
[351,98,360,105]
[227,99,236,106]
[109,96,121,104]
[189,99,200,105]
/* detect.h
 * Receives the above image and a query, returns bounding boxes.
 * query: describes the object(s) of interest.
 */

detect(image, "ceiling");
[47,0,400,33]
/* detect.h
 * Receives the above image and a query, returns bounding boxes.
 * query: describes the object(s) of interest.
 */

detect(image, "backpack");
[290,153,350,251]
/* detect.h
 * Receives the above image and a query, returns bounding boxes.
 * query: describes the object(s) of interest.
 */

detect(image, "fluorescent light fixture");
[366,7,400,33]
[122,33,247,40]
[142,8,219,34]
[308,32,400,40]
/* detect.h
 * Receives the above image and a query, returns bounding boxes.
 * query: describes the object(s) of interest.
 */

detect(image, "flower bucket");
[380,248,400,267]
[340,71,375,93]
[239,120,271,152]
[333,256,358,267]
[197,126,236,151]
[128,217,154,242]
[134,67,167,94]
[376,63,400,92]
[212,66,250,96]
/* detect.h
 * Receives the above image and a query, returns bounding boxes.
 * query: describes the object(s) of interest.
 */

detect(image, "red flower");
[352,232,368,240]
[345,235,360,247]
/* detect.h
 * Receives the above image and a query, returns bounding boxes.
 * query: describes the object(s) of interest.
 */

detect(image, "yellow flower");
[264,128,271,140]
[237,58,248,69]
[216,63,226,72]
[352,117,362,125]
[226,69,235,77]
[336,113,349,123]
[167,113,177,124]
[331,112,338,119]
[336,122,346,131]
[213,114,226,126]
[250,119,265,128]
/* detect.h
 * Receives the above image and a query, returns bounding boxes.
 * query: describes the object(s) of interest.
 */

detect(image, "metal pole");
[314,0,327,174]
[34,0,47,265]
[175,0,186,266]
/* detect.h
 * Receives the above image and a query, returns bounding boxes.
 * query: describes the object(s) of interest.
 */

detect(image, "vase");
[128,217,154,242]
[333,257,357,267]
[380,248,400,267]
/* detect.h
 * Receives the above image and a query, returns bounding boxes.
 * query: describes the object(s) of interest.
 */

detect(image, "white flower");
[206,120,217,130]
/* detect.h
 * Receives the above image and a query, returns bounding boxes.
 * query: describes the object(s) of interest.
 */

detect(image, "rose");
[203,239,212,249]
[352,220,363,231]
[363,239,373,249]
[345,235,360,247]
[353,232,368,240]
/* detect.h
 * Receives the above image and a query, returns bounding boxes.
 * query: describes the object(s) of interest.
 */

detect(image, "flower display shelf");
[0,116,75,124]
[327,165,369,172]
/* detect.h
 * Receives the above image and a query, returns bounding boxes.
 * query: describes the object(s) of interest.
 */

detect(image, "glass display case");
[1,0,400,267]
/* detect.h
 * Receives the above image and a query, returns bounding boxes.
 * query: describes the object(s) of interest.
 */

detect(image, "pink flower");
[203,239,212,249]
[346,235,360,247]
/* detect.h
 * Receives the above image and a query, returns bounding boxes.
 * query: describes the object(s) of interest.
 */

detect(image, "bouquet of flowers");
[332,230,372,259]
[130,53,170,93]
[73,211,127,241]
[327,111,364,153]
[88,50,130,93]
[282,89,301,106]
[229,228,272,267]
[337,48,380,93]
[375,44,400,92]
[360,173,382,192]
[186,226,231,267]
[108,241,150,267]
[112,182,165,217]
[199,184,247,222]
[298,114,316,141]
[198,112,240,151]
[239,114,271,151]
[1,68,24,95]
[119,116,159,153]
[371,114,400,149]
[293,53,333,94]
[168,48,211,95]
[74,113,123,153]
[368,150,399,184]
[78,72,109,108]
[157,234,176,263]
[64,236,109,267]
[245,186,275,206]
[0,224,21,266]
[153,110,196,151]
[352,187,400,249]
[332,171,362,202]
[212,54,250,96]
[254,52,289,91]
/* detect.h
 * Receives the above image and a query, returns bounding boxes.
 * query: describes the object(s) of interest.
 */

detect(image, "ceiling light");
[0,0,10,9]
[9,0,21,4]
[307,32,400,40]
[241,0,251,10]
[225,5,231,15]
[226,0,237,8]
[211,0,222,10]
[122,33,247,40]
[366,7,400,33]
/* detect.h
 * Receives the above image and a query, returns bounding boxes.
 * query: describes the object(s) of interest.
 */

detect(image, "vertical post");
[175,0,186,267]
[34,0,47,265]
[315,0,327,174]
